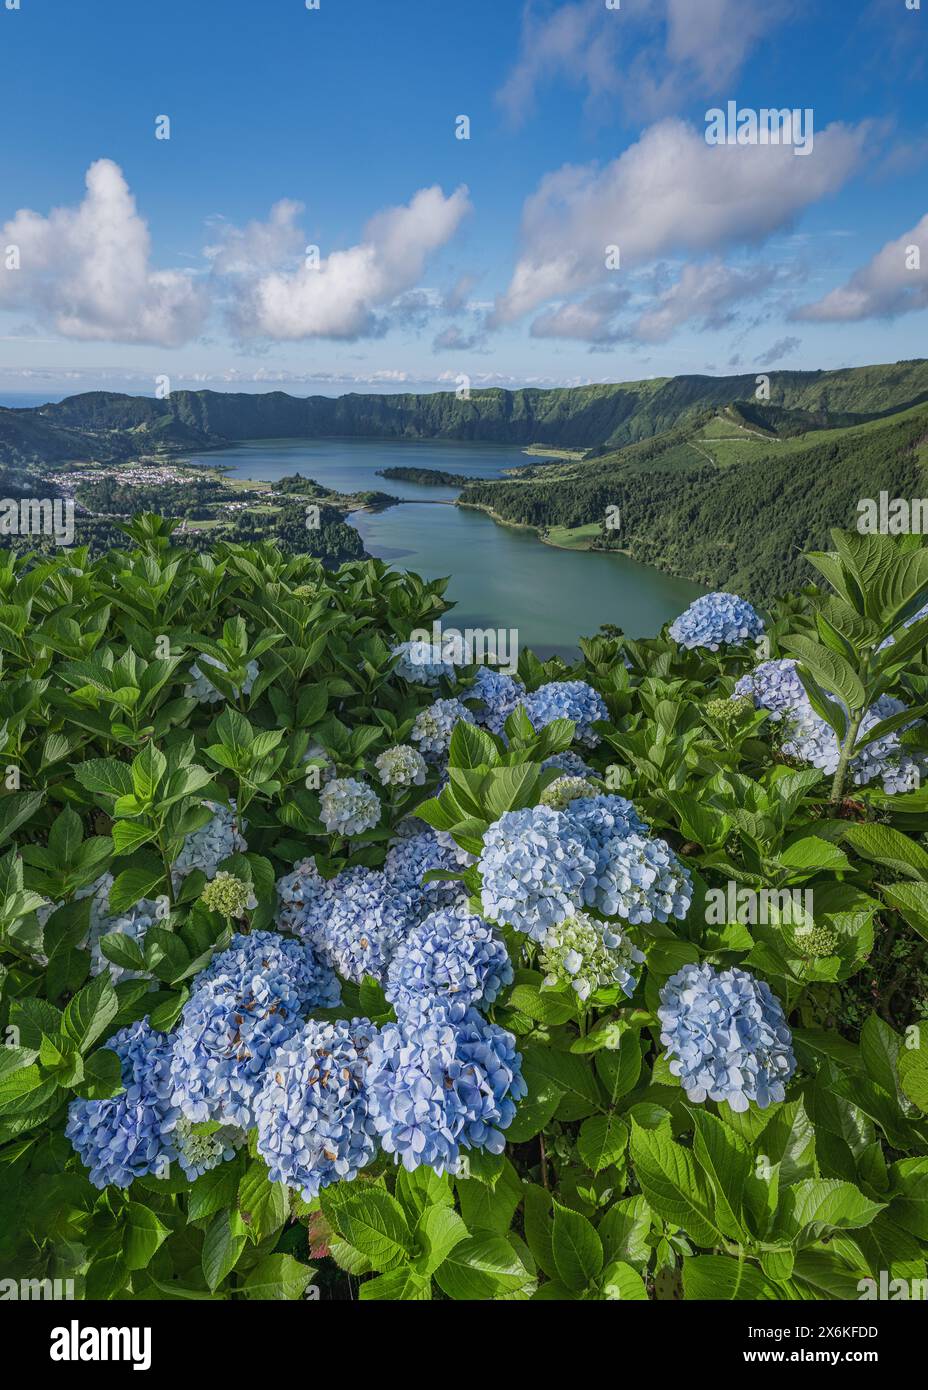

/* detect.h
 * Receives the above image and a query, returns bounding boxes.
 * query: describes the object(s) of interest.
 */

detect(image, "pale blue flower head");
[411,697,475,760]
[524,680,608,748]
[479,804,599,939]
[366,1011,526,1174]
[385,909,513,1022]
[320,777,381,836]
[295,865,416,984]
[255,1018,379,1200]
[658,962,796,1112]
[66,1019,177,1189]
[669,593,764,652]
[467,667,526,736]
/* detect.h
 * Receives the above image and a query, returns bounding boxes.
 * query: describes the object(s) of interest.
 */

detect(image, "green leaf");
[62,973,118,1054]
[630,1115,724,1248]
[595,1033,642,1105]
[683,1255,779,1300]
[414,1205,468,1277]
[778,1179,885,1245]
[844,824,928,880]
[243,1254,314,1300]
[124,1202,169,1271]
[237,1158,289,1242]
[601,1261,648,1300]
[457,1158,522,1234]
[578,1114,628,1175]
[448,720,500,769]
[689,1109,753,1242]
[598,1197,652,1272]
[551,1201,603,1293]
[335,1187,412,1273]
[131,743,167,801]
[108,866,166,914]
[73,758,134,801]
[880,881,928,942]
[359,1268,432,1300]
[435,1235,533,1300]
[898,1028,928,1113]
[781,633,865,712]
[188,1162,242,1223]
[201,1209,246,1292]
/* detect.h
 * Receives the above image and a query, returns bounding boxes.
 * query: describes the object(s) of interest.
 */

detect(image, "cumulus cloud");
[492,118,868,329]
[498,0,792,124]
[218,185,472,341]
[530,285,630,342]
[629,260,777,344]
[793,214,928,322]
[0,159,208,347]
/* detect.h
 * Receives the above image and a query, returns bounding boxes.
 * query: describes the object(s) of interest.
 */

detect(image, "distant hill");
[3,358,927,465]
[458,399,928,601]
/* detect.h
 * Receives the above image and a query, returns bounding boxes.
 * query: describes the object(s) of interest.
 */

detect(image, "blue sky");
[0,0,925,397]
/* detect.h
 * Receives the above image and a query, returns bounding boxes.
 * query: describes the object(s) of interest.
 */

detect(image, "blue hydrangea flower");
[295,866,416,984]
[566,794,650,851]
[542,751,598,780]
[66,1019,178,1189]
[172,800,247,890]
[669,592,765,651]
[184,654,259,704]
[591,832,693,924]
[191,930,341,1011]
[366,1011,526,1174]
[385,909,513,1022]
[374,743,427,788]
[736,659,926,794]
[658,962,796,1112]
[275,857,323,936]
[170,950,318,1129]
[524,680,608,748]
[466,667,526,736]
[479,804,599,940]
[384,830,467,917]
[319,777,381,836]
[411,698,475,760]
[255,1018,379,1200]
[391,640,458,685]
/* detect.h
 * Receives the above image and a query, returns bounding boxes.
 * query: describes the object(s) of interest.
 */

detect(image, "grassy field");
[543,522,603,550]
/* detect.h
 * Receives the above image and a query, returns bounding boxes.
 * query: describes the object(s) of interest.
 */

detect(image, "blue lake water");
[188,437,705,659]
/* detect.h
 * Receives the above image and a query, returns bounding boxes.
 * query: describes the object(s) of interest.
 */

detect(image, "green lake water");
[188,437,704,659]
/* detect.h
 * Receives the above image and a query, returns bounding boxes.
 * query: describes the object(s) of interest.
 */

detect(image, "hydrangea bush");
[2,519,928,1303]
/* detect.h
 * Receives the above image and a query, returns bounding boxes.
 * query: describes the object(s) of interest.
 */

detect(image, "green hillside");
[3,358,927,464]
[459,400,928,601]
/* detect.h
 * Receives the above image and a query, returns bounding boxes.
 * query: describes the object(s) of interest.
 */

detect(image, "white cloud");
[498,0,793,124]
[220,185,472,341]
[493,118,868,329]
[0,160,208,347]
[793,214,928,322]
[530,286,630,342]
[629,260,777,343]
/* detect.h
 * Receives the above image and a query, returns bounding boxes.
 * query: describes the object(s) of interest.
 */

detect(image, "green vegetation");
[1,522,928,1301]
[460,401,928,601]
[4,359,926,465]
